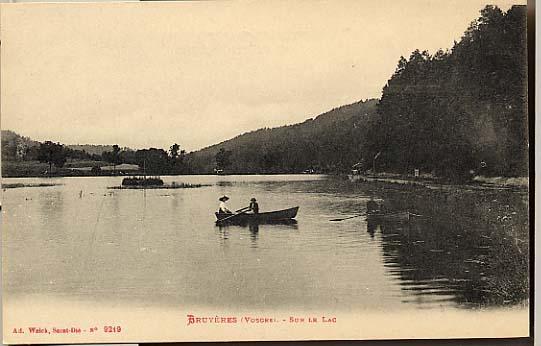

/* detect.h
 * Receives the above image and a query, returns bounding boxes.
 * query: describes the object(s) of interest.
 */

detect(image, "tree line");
[1,5,528,180]
[45,142,189,175]
[365,5,527,180]
[1,132,190,176]
[113,144,188,175]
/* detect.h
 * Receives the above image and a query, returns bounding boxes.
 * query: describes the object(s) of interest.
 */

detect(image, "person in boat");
[249,197,259,214]
[367,199,380,214]
[218,196,232,214]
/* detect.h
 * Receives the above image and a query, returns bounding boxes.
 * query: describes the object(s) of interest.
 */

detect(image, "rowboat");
[366,211,413,222]
[215,206,299,224]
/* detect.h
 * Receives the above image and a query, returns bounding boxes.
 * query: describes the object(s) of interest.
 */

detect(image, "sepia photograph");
[0,0,530,343]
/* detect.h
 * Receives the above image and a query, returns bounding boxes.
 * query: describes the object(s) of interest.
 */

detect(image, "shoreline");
[347,174,528,192]
[1,172,529,192]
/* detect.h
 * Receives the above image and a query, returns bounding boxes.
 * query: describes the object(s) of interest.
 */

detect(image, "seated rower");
[218,195,232,214]
[249,198,259,214]
[367,199,380,214]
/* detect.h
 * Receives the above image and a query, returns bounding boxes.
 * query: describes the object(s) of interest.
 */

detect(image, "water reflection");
[216,220,298,229]
[2,175,528,313]
[366,220,378,239]
[370,215,529,308]
[249,223,259,245]
[216,220,298,248]
[38,189,65,242]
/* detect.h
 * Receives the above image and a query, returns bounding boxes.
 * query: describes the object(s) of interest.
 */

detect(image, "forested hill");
[365,5,528,179]
[187,5,528,179]
[186,99,379,174]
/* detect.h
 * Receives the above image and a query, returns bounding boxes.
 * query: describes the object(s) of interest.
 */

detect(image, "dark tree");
[102,145,122,174]
[112,145,121,174]
[135,148,169,175]
[119,149,137,165]
[169,143,187,174]
[169,143,180,160]
[91,165,102,176]
[215,148,233,171]
[37,141,66,177]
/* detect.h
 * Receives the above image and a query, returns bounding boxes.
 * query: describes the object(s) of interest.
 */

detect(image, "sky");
[1,0,523,151]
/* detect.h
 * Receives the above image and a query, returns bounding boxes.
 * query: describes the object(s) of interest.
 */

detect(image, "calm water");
[2,175,529,312]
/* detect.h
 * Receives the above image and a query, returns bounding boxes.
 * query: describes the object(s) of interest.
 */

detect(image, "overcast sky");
[1,0,522,151]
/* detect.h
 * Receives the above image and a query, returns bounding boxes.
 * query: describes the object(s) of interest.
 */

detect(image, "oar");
[330,213,367,222]
[217,207,250,224]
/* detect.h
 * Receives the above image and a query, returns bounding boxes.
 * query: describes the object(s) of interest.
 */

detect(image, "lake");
[2,174,530,340]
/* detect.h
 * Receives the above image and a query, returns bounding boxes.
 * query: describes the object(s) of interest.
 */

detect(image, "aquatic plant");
[122,176,164,186]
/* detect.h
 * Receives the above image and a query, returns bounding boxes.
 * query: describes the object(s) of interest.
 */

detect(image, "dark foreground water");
[2,175,529,312]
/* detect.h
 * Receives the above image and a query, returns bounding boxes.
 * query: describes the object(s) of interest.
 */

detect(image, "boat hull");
[215,206,299,224]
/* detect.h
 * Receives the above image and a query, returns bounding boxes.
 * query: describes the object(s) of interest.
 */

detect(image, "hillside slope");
[365,5,528,179]
[186,99,378,174]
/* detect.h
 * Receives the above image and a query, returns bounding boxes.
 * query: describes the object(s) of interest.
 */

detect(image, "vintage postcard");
[0,0,530,343]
